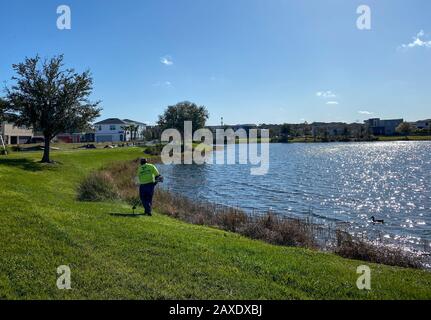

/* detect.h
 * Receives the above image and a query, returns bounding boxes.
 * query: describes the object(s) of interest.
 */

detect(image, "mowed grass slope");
[0,148,431,299]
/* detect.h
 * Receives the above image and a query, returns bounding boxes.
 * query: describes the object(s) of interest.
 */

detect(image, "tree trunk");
[41,136,51,163]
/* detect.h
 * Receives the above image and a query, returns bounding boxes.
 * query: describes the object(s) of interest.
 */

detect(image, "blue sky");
[1,0,430,125]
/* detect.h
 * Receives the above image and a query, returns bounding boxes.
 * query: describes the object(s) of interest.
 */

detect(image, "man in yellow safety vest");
[137,158,163,216]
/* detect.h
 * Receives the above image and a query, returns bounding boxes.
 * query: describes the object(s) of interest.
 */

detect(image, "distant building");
[311,122,350,137]
[206,123,257,135]
[122,119,147,140]
[94,118,146,143]
[55,132,95,144]
[364,118,403,136]
[414,119,431,130]
[0,119,34,145]
[231,124,258,133]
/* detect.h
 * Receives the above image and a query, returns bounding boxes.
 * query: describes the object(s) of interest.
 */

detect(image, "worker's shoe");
[146,212,152,216]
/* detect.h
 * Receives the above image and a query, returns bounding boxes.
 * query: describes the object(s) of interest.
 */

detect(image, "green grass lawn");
[377,136,431,141]
[1,148,431,299]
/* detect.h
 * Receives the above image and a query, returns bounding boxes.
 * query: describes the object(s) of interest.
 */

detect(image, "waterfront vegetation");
[376,135,431,141]
[77,157,424,270]
[270,135,431,143]
[1,147,431,299]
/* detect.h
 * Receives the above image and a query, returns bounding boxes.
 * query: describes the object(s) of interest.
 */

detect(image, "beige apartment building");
[0,121,34,145]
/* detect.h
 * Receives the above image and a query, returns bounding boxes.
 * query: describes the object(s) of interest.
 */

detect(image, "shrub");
[239,214,317,248]
[144,144,164,156]
[11,145,22,152]
[0,146,11,155]
[77,171,119,201]
[335,231,422,269]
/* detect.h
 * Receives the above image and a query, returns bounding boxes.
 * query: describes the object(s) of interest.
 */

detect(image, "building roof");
[123,119,146,125]
[94,118,127,125]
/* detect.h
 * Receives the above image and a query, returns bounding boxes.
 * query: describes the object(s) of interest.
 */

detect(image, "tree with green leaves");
[303,121,311,141]
[342,126,350,141]
[5,55,101,163]
[0,98,7,121]
[280,123,291,143]
[157,101,209,135]
[396,122,412,137]
[144,126,162,141]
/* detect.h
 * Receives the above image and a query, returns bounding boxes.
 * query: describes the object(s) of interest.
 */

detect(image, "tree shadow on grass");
[109,212,148,218]
[0,158,45,172]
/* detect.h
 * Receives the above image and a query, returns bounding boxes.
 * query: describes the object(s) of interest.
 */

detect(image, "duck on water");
[371,216,384,224]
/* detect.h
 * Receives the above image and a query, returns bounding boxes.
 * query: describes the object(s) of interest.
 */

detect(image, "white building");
[122,119,147,141]
[94,118,146,143]
[0,120,34,145]
[414,119,431,130]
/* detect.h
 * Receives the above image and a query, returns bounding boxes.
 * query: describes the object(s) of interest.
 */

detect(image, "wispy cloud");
[153,81,173,87]
[358,110,373,115]
[316,90,339,105]
[316,90,337,99]
[400,30,431,49]
[160,55,173,65]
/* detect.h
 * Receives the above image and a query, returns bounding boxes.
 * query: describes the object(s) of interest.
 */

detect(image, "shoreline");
[78,156,429,270]
[234,136,431,144]
[158,186,431,265]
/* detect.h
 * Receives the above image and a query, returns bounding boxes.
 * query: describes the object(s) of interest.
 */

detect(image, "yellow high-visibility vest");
[137,163,160,185]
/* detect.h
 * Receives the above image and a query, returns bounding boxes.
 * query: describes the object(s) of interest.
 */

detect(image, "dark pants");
[139,183,155,215]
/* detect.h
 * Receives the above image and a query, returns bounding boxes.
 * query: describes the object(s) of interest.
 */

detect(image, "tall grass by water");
[77,158,424,269]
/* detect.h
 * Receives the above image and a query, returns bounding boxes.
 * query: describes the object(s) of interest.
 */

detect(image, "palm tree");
[122,125,132,142]
[131,124,139,141]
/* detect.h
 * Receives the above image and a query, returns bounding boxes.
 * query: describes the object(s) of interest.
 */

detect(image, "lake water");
[158,142,431,252]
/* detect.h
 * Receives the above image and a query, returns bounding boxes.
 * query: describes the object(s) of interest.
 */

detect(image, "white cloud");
[358,110,373,115]
[153,81,172,87]
[401,30,431,49]
[160,55,173,65]
[326,101,339,105]
[316,90,337,99]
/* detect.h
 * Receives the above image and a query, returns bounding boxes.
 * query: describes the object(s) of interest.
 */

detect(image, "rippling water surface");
[159,142,431,250]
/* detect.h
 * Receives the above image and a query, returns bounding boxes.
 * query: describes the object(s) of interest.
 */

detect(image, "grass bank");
[376,136,431,141]
[1,148,431,299]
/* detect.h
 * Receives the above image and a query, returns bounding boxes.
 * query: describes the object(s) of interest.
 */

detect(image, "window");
[98,125,102,131]
[110,125,116,131]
